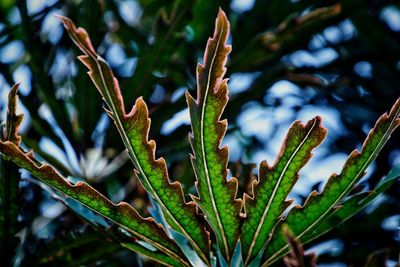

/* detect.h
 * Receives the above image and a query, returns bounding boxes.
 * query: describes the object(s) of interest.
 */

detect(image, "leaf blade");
[0,140,190,267]
[263,98,400,265]
[122,242,185,267]
[241,117,327,264]
[302,165,400,245]
[58,16,210,264]
[186,9,242,262]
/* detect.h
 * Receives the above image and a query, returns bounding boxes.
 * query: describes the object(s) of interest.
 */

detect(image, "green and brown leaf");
[302,165,400,245]
[58,16,210,264]
[263,98,400,265]
[0,140,190,266]
[241,116,327,265]
[186,9,242,262]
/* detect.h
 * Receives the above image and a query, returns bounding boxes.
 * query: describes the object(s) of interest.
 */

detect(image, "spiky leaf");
[302,165,400,244]
[186,9,242,262]
[241,117,327,264]
[59,16,210,264]
[0,140,190,267]
[263,98,400,266]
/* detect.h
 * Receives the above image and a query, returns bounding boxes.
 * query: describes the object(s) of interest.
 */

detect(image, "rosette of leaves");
[1,9,399,267]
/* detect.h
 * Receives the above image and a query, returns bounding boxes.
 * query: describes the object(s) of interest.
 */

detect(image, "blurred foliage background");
[0,0,399,266]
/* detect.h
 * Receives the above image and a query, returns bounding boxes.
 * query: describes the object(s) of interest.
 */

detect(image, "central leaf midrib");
[245,119,317,264]
[264,109,400,265]
[9,138,188,266]
[78,196,185,265]
[199,25,230,260]
[69,18,208,263]
[82,48,196,265]
[121,121,209,263]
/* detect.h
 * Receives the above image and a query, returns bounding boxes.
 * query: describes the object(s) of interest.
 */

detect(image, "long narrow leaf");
[301,165,400,244]
[0,139,190,267]
[263,98,400,266]
[186,9,242,262]
[58,16,210,264]
[241,117,327,265]
[122,242,186,267]
[268,166,399,264]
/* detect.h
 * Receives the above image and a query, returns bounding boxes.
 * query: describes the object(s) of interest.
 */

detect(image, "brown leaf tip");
[56,14,97,57]
[283,226,318,267]
[3,84,23,145]
[216,8,229,34]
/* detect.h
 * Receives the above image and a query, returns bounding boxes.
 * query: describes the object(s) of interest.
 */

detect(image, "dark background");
[0,0,399,266]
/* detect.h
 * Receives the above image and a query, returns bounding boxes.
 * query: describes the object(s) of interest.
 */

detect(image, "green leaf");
[0,141,189,267]
[263,98,400,266]
[186,9,242,262]
[302,165,400,244]
[122,241,186,267]
[0,84,22,265]
[241,116,327,265]
[58,16,210,264]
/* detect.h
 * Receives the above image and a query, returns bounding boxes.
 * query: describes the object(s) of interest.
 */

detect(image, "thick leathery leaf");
[0,84,22,265]
[0,140,190,267]
[58,16,210,264]
[241,117,327,264]
[283,228,317,267]
[263,98,400,266]
[186,9,242,262]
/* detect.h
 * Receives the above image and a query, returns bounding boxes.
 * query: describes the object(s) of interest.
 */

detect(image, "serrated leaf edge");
[58,16,210,264]
[0,141,190,267]
[243,116,326,264]
[186,9,242,262]
[263,98,400,266]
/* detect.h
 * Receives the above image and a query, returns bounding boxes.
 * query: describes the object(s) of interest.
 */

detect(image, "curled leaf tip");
[2,84,24,146]
[57,15,97,57]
